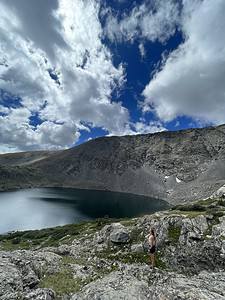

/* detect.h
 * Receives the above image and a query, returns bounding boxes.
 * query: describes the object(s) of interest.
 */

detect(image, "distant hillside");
[1,124,225,204]
[0,150,58,167]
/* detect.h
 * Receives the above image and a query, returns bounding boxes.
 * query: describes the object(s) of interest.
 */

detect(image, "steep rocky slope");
[1,196,225,299]
[0,150,58,167]
[1,124,225,203]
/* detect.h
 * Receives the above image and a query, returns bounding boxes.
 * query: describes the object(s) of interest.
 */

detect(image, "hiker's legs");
[150,253,155,267]
[152,253,155,267]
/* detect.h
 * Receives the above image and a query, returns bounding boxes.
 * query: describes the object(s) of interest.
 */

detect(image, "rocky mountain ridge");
[1,124,225,203]
[1,196,225,299]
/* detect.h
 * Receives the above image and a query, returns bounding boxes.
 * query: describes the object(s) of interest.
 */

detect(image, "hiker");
[148,227,156,268]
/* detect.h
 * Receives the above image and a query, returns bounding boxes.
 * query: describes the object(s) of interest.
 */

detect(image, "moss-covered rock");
[168,225,181,244]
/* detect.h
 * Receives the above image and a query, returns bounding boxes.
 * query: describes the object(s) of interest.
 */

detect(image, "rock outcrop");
[212,184,225,198]
[72,267,225,300]
[0,197,225,299]
[0,250,60,299]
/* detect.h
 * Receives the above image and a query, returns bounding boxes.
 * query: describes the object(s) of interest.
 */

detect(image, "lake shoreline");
[0,183,168,201]
[0,187,169,234]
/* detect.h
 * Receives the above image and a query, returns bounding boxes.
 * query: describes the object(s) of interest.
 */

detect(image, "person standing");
[148,228,156,268]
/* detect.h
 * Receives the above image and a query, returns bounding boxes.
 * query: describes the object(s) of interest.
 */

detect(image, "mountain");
[1,124,225,204]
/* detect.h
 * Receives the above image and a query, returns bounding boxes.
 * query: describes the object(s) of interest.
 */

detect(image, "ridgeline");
[1,124,225,204]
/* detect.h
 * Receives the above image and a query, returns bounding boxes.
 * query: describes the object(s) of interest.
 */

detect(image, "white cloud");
[0,0,130,153]
[104,0,180,43]
[143,0,225,125]
[3,0,223,154]
[0,105,9,115]
[133,120,167,134]
[138,43,146,59]
[106,119,167,136]
[0,106,80,152]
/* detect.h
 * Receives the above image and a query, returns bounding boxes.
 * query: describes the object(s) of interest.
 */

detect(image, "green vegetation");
[218,198,225,207]
[0,237,32,251]
[195,198,217,206]
[39,269,84,296]
[169,197,225,239]
[61,255,83,265]
[96,246,167,270]
[171,203,206,212]
[207,209,224,219]
[39,255,96,297]
[98,248,148,264]
[170,201,208,218]
[168,225,181,244]
[0,218,114,251]
[130,227,145,243]
[171,197,225,211]
[155,251,167,270]
[170,197,225,219]
[120,218,137,227]
[168,210,207,218]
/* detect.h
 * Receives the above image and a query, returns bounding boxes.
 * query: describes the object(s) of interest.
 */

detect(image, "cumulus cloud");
[2,0,223,154]
[0,106,80,152]
[143,0,225,125]
[0,0,130,152]
[133,120,166,134]
[0,0,68,62]
[104,0,180,43]
[138,43,146,59]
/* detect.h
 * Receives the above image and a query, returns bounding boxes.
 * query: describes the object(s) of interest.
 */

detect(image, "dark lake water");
[0,188,169,233]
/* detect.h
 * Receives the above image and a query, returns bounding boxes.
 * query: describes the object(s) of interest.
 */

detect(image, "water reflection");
[0,188,169,233]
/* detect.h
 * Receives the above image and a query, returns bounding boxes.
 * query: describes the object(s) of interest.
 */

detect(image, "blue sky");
[0,0,225,152]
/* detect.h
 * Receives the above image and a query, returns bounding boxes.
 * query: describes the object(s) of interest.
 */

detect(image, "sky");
[0,0,225,153]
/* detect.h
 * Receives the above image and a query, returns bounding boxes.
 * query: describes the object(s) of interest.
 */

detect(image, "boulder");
[24,288,55,300]
[131,243,143,253]
[71,269,150,300]
[212,184,225,198]
[180,215,208,245]
[71,264,225,300]
[110,228,130,244]
[96,223,130,244]
[151,271,225,300]
[0,250,61,299]
[0,257,23,299]
[212,216,225,238]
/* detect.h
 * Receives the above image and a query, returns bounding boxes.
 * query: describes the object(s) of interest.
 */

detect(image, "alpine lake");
[0,188,169,233]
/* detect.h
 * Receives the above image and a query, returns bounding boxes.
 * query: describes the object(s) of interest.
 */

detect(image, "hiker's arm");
[149,235,153,247]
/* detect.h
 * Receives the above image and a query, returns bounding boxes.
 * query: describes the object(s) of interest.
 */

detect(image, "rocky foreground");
[1,197,225,300]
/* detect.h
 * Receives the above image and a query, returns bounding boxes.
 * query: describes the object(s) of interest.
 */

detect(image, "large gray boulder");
[95,223,130,244]
[131,243,143,253]
[0,250,61,299]
[110,226,130,244]
[0,256,23,300]
[71,268,150,300]
[180,215,208,245]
